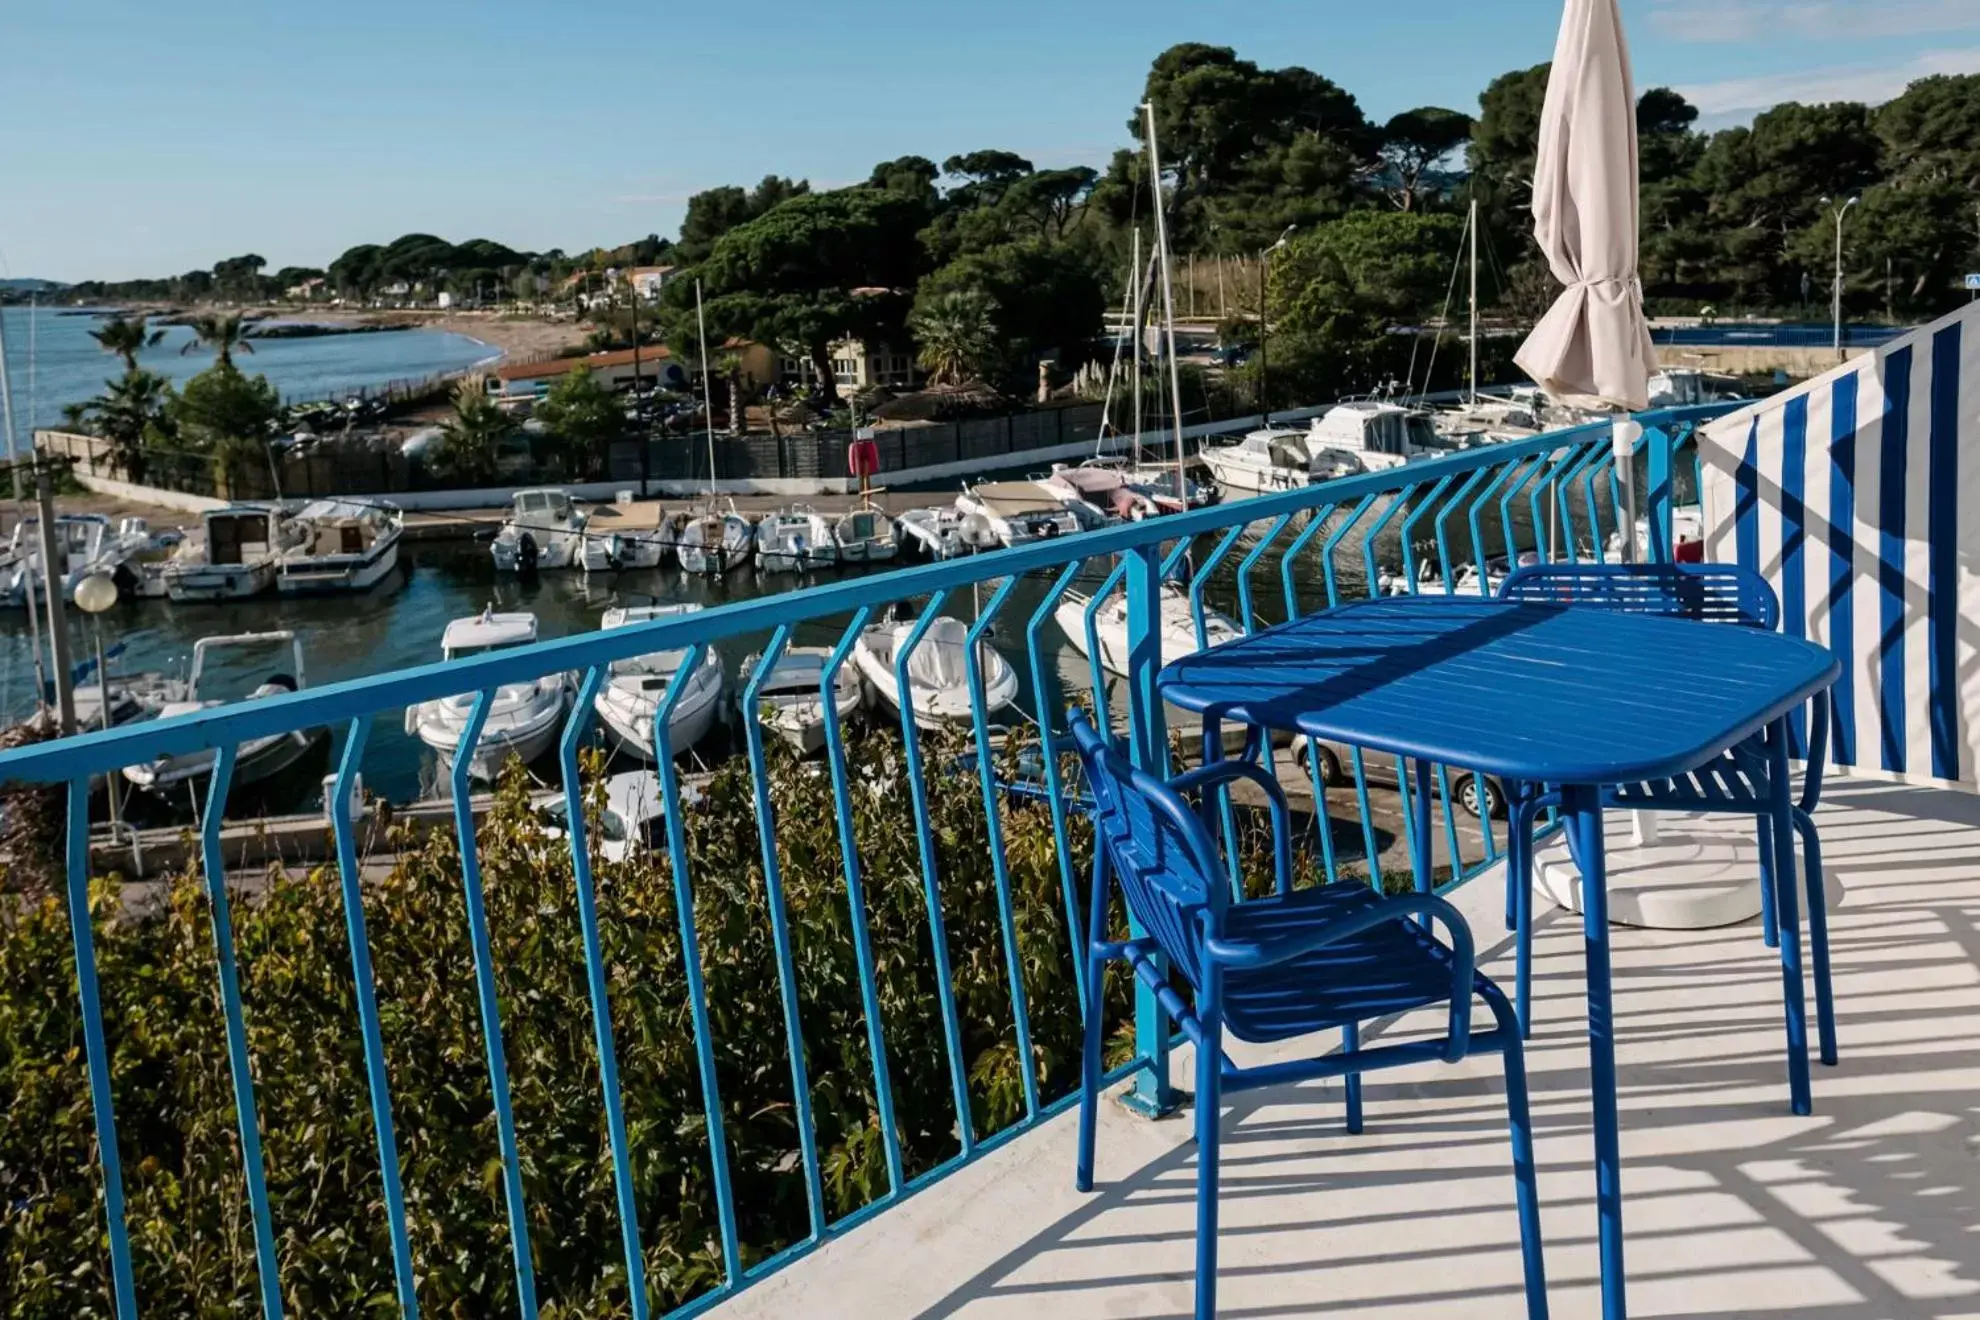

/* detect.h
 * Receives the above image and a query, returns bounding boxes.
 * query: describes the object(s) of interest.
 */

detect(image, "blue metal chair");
[1067,713,1549,1320]
[1495,562,1837,1065]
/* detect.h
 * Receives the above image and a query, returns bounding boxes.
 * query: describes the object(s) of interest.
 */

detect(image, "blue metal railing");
[0,402,1737,1319]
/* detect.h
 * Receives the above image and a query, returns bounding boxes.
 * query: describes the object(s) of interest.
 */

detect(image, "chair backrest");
[1068,713,1220,985]
[1497,562,1779,630]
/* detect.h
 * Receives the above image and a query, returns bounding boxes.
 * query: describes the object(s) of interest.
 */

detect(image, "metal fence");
[0,403,1735,1319]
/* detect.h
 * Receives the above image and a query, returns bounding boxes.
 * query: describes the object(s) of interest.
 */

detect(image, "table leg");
[1566,783,1627,1320]
[1767,718,1813,1116]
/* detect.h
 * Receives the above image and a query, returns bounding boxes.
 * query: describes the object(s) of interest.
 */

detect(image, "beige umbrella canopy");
[1514,0,1658,413]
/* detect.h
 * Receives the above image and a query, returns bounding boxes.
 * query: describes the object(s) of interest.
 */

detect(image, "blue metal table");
[1158,596,1840,1320]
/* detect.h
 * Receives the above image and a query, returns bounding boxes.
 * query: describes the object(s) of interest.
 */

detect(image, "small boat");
[833,504,899,563]
[122,632,328,797]
[578,521,672,573]
[532,769,668,863]
[1198,424,1366,497]
[0,513,180,605]
[738,646,864,755]
[1385,553,1538,598]
[490,489,587,572]
[954,481,1084,550]
[1123,466,1216,513]
[853,615,1018,731]
[677,505,754,575]
[896,506,971,560]
[163,505,311,602]
[1056,583,1243,677]
[593,604,725,760]
[1041,464,1159,522]
[278,499,403,595]
[405,610,569,780]
[753,506,838,573]
[1608,504,1706,563]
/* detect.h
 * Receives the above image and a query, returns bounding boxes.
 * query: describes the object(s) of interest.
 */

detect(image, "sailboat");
[675,278,755,575]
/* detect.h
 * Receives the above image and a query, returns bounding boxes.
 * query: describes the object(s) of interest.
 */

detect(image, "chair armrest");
[1204,892,1477,1059]
[1170,758,1293,895]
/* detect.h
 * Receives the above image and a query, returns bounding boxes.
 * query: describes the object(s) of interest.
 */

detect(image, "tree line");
[53,47,1980,413]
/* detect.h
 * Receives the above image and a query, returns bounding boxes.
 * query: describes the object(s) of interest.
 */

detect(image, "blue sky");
[4,0,1976,282]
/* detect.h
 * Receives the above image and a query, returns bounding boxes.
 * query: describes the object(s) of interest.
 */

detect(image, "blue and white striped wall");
[1701,303,1980,790]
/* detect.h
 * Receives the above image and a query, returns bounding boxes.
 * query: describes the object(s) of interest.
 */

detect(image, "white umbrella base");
[1533,810,1843,930]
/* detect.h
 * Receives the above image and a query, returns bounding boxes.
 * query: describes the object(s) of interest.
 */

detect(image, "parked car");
[1293,738,1506,819]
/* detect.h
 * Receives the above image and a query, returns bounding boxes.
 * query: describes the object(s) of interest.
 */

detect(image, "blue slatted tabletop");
[1158,597,1840,785]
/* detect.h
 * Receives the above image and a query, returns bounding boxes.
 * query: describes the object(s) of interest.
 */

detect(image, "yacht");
[122,632,327,797]
[163,505,310,602]
[954,481,1084,550]
[278,499,403,594]
[1040,464,1159,522]
[405,610,570,780]
[592,604,725,760]
[753,506,838,573]
[1198,424,1366,497]
[490,489,588,573]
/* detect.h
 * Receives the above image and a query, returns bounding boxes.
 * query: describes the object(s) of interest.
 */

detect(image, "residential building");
[782,338,920,397]
[487,340,780,402]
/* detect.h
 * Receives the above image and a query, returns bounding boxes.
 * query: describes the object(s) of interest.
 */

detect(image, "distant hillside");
[0,278,67,293]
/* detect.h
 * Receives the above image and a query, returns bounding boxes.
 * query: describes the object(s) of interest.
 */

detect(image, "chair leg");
[1075,954,1105,1192]
[1503,779,1524,932]
[1507,798,1536,1039]
[1502,1033,1551,1319]
[1756,812,1779,949]
[1193,1013,1223,1320]
[1795,808,1838,1067]
[1342,1022,1363,1135]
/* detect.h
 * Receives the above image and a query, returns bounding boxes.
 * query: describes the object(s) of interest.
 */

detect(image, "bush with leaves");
[0,718,1314,1318]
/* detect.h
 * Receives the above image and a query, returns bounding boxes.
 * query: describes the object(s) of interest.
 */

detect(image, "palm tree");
[720,352,746,437]
[89,315,164,373]
[85,370,174,481]
[182,312,255,370]
[910,290,998,386]
[435,382,511,484]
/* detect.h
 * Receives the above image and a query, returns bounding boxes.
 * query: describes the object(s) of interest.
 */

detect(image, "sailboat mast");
[0,303,49,717]
[1142,102,1188,499]
[694,278,718,502]
[1467,196,1479,405]
[1130,227,1143,454]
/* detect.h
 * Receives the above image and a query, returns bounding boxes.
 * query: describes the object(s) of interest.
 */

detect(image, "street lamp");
[1258,224,1296,427]
[73,572,139,869]
[1820,195,1860,362]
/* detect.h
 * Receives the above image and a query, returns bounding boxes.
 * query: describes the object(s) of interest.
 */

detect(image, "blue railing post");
[1120,541,1178,1117]
[1645,422,1675,564]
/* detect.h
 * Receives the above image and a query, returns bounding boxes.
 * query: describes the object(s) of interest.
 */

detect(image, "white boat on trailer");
[405,609,570,781]
[278,499,403,595]
[738,646,864,755]
[853,614,1018,732]
[593,604,726,760]
[122,632,327,798]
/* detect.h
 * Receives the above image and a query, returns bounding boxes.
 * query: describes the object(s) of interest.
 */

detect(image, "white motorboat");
[737,646,864,755]
[405,610,570,781]
[677,505,754,575]
[896,506,971,560]
[1385,553,1538,598]
[1608,504,1706,562]
[1198,425,1366,497]
[1056,583,1243,677]
[122,632,327,797]
[954,481,1084,550]
[532,769,669,863]
[278,499,403,594]
[753,506,838,573]
[1041,464,1159,522]
[0,513,179,605]
[592,604,726,760]
[853,615,1018,731]
[163,505,310,602]
[577,518,672,573]
[490,489,588,572]
[833,504,899,563]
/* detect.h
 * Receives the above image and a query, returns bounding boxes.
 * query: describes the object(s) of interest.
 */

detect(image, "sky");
[4,0,1976,283]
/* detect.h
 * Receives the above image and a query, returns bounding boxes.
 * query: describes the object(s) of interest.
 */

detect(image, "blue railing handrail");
[0,403,1736,787]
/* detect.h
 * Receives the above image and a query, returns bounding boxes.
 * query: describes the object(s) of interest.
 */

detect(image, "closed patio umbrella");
[1515,0,1658,560]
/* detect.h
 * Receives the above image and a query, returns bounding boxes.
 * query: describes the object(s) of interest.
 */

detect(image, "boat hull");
[165,560,280,602]
[278,538,400,595]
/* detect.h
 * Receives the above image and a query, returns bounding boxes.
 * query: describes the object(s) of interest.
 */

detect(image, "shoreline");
[65,301,589,367]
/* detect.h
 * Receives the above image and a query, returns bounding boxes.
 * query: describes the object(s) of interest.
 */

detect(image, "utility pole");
[629,270,647,496]
[1468,197,1480,404]
[34,460,75,735]
[1823,194,1859,363]
[1257,225,1296,428]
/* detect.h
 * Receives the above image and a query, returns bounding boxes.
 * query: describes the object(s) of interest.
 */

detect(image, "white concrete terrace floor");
[710,776,1980,1320]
